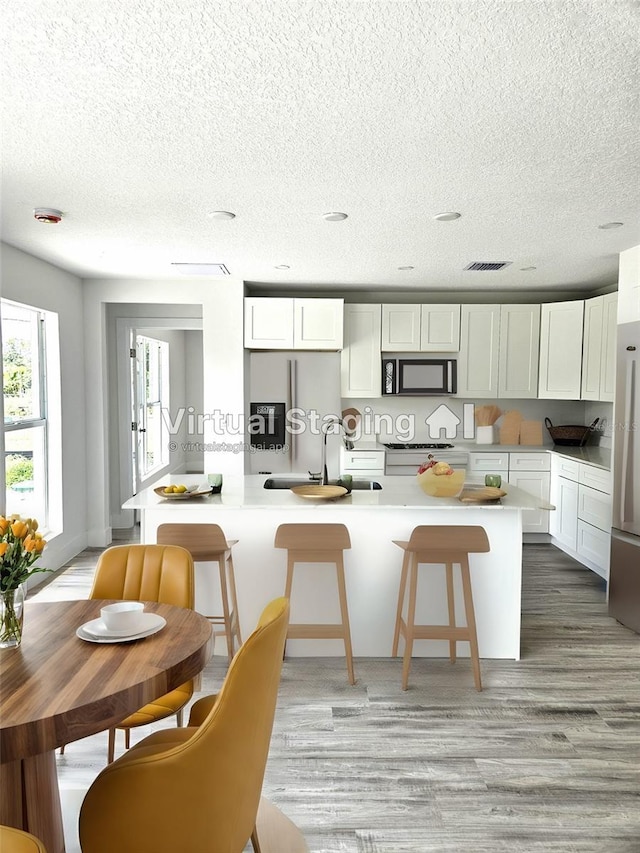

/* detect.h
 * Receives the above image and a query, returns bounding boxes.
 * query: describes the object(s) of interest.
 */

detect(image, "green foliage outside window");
[5,455,34,487]
[3,338,32,419]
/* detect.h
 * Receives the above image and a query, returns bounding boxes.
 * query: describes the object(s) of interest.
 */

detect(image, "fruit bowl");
[153,484,213,500]
[416,468,466,498]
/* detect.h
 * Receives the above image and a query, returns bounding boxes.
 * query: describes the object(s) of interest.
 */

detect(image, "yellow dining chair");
[81,544,195,763]
[0,826,47,852]
[79,597,290,853]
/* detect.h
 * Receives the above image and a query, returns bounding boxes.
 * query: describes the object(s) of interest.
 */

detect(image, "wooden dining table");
[0,599,213,853]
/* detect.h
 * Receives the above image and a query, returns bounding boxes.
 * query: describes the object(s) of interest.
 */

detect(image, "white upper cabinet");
[600,292,618,401]
[244,298,294,348]
[244,298,343,350]
[617,244,640,323]
[498,304,541,399]
[419,305,461,351]
[293,298,344,349]
[457,304,500,398]
[340,304,382,398]
[381,304,421,350]
[538,300,584,399]
[581,293,617,401]
[381,304,460,351]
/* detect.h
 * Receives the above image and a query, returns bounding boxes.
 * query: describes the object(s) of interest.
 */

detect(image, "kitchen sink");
[263,477,382,491]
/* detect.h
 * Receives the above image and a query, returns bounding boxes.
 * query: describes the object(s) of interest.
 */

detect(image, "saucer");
[77,613,166,643]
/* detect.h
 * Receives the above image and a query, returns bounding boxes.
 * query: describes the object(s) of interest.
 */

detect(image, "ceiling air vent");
[171,263,230,276]
[464,261,513,271]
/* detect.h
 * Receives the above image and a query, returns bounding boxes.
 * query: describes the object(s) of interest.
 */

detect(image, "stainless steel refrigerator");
[248,351,342,476]
[609,319,640,632]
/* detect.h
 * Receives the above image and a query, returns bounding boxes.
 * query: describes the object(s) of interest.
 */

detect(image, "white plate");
[83,613,159,638]
[77,613,166,643]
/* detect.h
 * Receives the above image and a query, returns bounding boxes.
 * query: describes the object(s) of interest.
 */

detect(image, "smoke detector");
[34,208,63,224]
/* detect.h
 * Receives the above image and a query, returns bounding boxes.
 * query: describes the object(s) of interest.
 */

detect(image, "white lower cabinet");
[549,455,612,579]
[340,448,385,478]
[510,471,551,534]
[469,451,551,534]
[576,521,610,579]
[550,473,579,551]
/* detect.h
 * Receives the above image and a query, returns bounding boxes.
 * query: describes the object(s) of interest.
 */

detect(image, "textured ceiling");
[1,0,639,291]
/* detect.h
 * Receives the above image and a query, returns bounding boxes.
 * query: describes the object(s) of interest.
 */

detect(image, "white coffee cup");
[100,601,145,634]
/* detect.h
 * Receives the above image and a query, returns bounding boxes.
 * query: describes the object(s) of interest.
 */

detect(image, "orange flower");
[24,536,37,553]
[0,517,8,535]
[34,537,46,553]
[0,542,8,558]
[11,521,28,539]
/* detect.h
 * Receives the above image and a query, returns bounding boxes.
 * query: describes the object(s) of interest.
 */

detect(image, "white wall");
[184,330,204,472]
[83,277,245,546]
[0,243,88,576]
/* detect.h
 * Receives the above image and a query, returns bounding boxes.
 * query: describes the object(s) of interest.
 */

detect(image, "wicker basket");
[544,417,599,447]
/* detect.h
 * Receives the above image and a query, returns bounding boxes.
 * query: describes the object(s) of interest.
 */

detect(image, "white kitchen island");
[123,475,553,661]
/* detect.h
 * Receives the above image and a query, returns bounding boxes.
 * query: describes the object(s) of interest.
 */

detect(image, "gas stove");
[383,442,455,450]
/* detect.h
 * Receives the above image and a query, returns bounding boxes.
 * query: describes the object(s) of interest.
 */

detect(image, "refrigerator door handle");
[620,355,635,527]
[287,358,297,464]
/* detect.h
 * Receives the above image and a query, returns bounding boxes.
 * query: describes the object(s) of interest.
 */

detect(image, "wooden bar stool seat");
[157,523,242,661]
[392,525,490,691]
[274,523,355,685]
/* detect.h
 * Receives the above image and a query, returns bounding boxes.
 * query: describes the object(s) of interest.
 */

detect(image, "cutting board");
[459,486,507,503]
[499,410,522,445]
[519,420,543,446]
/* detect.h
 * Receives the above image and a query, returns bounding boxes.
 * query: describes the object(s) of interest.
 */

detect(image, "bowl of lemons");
[153,484,213,500]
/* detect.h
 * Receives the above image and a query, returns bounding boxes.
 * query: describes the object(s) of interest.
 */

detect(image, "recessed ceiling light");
[207,210,236,220]
[33,207,63,223]
[598,221,623,229]
[520,266,537,271]
[275,265,290,270]
[398,266,414,271]
[170,263,230,276]
[322,212,348,221]
[433,212,461,221]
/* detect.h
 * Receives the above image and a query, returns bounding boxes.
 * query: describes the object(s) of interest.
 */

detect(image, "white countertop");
[123,474,553,512]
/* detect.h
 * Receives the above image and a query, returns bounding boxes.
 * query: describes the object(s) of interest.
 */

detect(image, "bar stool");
[156,523,242,661]
[274,523,355,685]
[392,525,490,691]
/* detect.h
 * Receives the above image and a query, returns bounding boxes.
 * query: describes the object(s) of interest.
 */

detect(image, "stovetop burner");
[383,443,455,450]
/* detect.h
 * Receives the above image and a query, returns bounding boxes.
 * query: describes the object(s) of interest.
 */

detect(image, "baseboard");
[87,526,112,548]
[549,536,608,581]
[523,533,551,544]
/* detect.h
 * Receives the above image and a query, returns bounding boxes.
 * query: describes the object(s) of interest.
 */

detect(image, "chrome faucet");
[309,417,353,485]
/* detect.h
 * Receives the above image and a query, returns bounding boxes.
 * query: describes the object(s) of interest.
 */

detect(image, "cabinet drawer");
[509,452,551,472]
[578,463,611,494]
[341,450,385,470]
[577,521,610,578]
[552,455,580,481]
[578,485,612,532]
[468,452,509,473]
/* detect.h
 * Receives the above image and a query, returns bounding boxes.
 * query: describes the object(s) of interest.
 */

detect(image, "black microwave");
[382,358,457,395]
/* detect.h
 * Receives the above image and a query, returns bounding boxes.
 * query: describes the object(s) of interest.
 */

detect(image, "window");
[2,301,49,524]
[135,335,170,481]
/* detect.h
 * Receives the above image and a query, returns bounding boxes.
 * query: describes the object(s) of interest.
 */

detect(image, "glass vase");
[0,585,25,649]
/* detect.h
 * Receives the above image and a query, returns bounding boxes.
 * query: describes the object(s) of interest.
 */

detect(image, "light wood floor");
[29,536,640,852]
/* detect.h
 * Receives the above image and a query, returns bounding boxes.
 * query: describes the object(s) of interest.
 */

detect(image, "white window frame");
[1,299,61,536]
